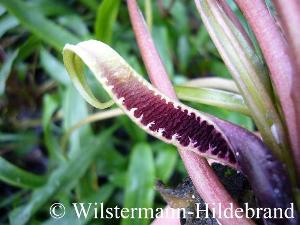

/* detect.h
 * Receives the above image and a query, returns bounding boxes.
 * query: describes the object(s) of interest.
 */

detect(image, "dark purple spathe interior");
[105,71,236,164]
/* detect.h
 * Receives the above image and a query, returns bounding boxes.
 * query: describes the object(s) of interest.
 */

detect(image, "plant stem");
[61,108,123,151]
[127,0,176,98]
[151,206,181,225]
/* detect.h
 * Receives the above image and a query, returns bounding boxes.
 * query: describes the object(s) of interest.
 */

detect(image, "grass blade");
[9,128,115,225]
[154,144,177,183]
[182,77,239,93]
[175,86,249,115]
[0,0,80,50]
[40,48,70,85]
[0,157,46,189]
[0,50,18,95]
[121,143,155,225]
[0,14,19,38]
[94,0,120,44]
[43,184,114,225]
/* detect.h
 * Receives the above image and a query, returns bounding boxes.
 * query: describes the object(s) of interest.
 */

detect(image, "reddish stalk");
[272,0,300,175]
[127,1,254,224]
[151,206,181,225]
[127,0,176,98]
[234,0,300,177]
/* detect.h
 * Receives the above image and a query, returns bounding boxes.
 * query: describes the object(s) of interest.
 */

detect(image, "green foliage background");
[0,0,252,224]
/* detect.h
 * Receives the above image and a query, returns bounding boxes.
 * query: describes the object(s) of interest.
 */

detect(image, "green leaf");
[62,85,91,157]
[0,0,80,50]
[40,48,70,85]
[78,0,98,12]
[0,14,19,38]
[175,85,249,115]
[0,132,38,154]
[144,0,153,30]
[154,144,177,183]
[9,129,115,225]
[42,94,65,164]
[96,146,127,176]
[118,116,147,142]
[0,157,46,189]
[26,0,73,17]
[43,184,114,225]
[182,77,239,92]
[0,50,18,95]
[58,15,90,38]
[177,35,190,72]
[95,0,120,44]
[152,26,174,77]
[18,35,41,61]
[0,5,5,15]
[121,143,155,225]
[170,0,188,34]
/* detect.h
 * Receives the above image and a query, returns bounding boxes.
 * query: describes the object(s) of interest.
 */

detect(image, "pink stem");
[234,0,300,177]
[127,1,255,224]
[127,0,176,98]
[151,206,181,225]
[272,0,300,175]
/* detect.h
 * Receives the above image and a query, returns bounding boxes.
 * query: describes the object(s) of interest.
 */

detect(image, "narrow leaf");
[95,0,120,44]
[9,128,114,225]
[43,184,114,225]
[154,144,177,183]
[0,0,80,50]
[182,77,239,93]
[175,86,249,115]
[0,14,19,38]
[40,48,70,85]
[42,94,65,164]
[0,157,46,189]
[121,143,155,225]
[0,50,18,95]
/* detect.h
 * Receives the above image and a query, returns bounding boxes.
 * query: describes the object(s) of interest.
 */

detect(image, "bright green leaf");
[0,0,80,50]
[121,143,155,225]
[175,85,249,115]
[0,50,18,95]
[95,0,120,44]
[0,157,46,189]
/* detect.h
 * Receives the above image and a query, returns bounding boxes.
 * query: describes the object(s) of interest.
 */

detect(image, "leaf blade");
[0,0,80,50]
[94,0,120,44]
[121,143,155,225]
[0,157,46,189]
[175,85,249,115]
